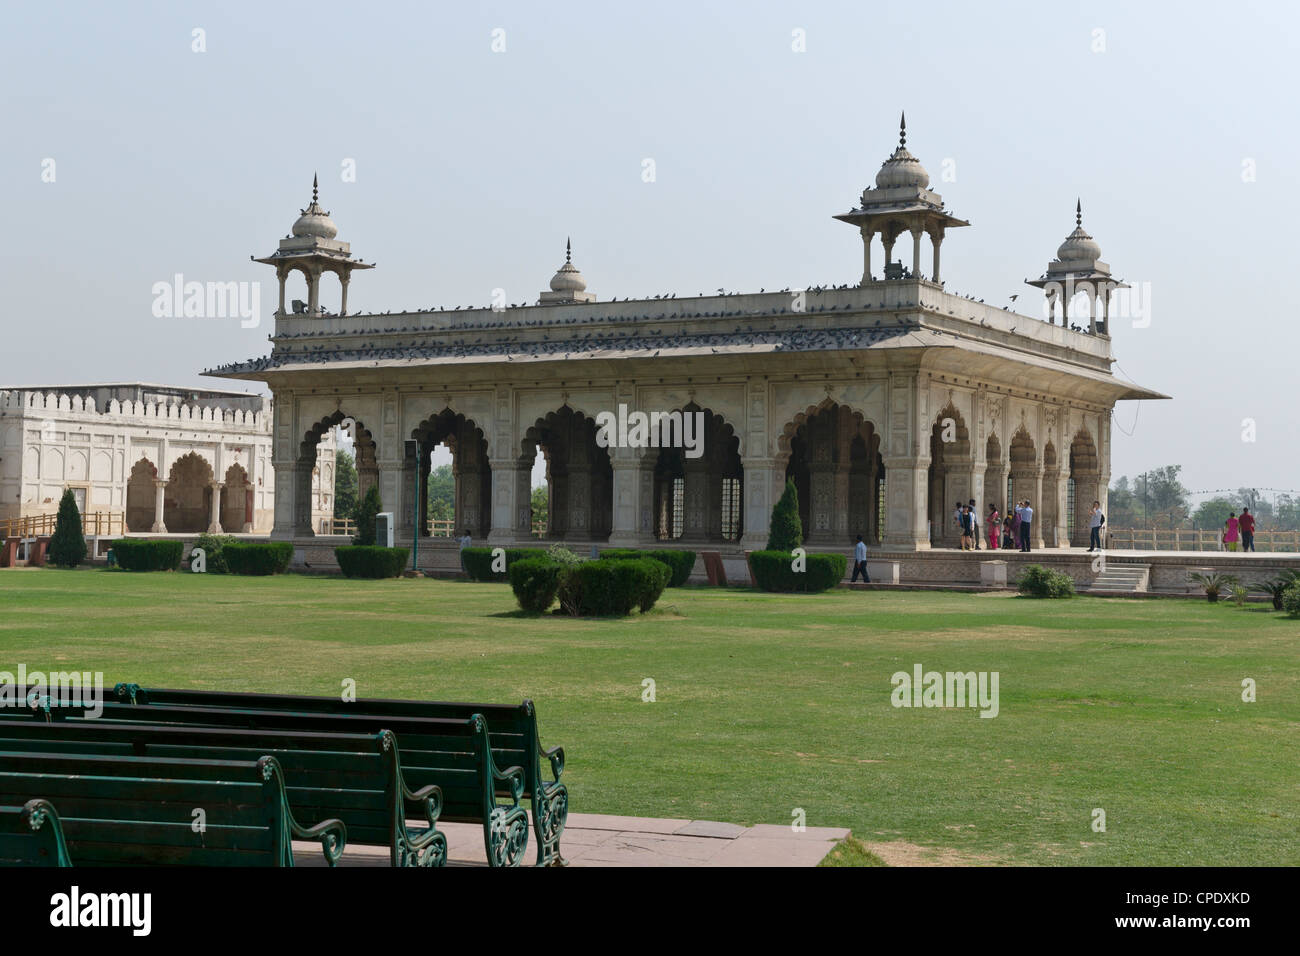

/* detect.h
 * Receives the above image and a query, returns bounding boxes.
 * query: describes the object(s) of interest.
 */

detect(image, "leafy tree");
[531,484,549,535]
[426,464,456,523]
[333,449,358,520]
[1192,496,1236,531]
[766,479,803,552]
[48,489,87,567]
[352,485,383,546]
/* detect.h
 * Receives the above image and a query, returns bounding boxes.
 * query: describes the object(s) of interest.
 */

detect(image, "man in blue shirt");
[851,534,870,583]
[1015,501,1034,552]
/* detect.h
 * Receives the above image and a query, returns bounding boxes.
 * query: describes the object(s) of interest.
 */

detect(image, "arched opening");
[125,458,157,532]
[411,409,491,539]
[1069,429,1101,547]
[222,462,251,533]
[651,405,743,543]
[780,402,884,546]
[985,433,1006,521]
[165,452,214,534]
[301,412,376,536]
[927,403,971,547]
[1041,441,1061,546]
[1008,426,1038,520]
[522,407,612,542]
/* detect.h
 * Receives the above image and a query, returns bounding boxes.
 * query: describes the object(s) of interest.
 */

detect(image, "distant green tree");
[333,449,358,520]
[531,485,549,534]
[352,485,383,546]
[48,489,87,568]
[1192,497,1236,531]
[1129,465,1190,527]
[426,464,456,524]
[766,479,803,552]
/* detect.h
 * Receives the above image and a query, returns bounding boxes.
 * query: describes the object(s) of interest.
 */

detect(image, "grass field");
[2,568,1296,865]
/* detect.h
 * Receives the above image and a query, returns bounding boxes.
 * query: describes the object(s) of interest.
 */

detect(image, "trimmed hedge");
[508,558,563,613]
[557,557,670,616]
[335,546,410,579]
[193,533,238,573]
[461,547,549,582]
[223,541,294,576]
[110,539,185,572]
[1017,564,1075,599]
[749,550,847,593]
[599,549,696,587]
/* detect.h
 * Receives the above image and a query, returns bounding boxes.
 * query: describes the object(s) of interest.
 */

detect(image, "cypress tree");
[766,478,803,552]
[48,489,87,567]
[352,485,383,546]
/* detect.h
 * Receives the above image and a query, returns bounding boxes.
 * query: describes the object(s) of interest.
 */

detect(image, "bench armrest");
[494,763,526,804]
[291,816,347,867]
[402,782,444,835]
[541,743,565,787]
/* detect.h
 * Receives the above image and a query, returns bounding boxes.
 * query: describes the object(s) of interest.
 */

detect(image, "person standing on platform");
[1088,501,1104,552]
[1223,513,1239,552]
[1016,500,1034,552]
[969,499,980,550]
[458,528,473,572]
[1239,508,1256,552]
[987,504,1001,550]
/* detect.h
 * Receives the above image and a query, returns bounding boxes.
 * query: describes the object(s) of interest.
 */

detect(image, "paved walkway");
[295,812,849,867]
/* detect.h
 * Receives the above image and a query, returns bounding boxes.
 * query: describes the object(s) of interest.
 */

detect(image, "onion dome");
[292,174,339,240]
[874,112,930,189]
[549,238,588,293]
[1056,200,1101,262]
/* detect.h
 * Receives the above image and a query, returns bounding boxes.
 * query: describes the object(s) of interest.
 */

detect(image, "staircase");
[1088,562,1150,594]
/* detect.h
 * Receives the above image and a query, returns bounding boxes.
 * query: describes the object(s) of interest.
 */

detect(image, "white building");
[0,383,335,536]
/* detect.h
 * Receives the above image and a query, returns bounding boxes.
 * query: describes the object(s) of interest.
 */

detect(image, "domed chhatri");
[1055,200,1102,264]
[833,112,968,286]
[874,112,931,189]
[539,238,596,304]
[1025,199,1128,334]
[253,173,372,317]
[292,174,339,240]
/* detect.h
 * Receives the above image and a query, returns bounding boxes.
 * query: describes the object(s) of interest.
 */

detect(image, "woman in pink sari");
[987,504,1000,550]
[1224,513,1240,552]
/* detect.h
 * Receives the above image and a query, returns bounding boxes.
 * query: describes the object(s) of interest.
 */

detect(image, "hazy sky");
[3,1,1296,500]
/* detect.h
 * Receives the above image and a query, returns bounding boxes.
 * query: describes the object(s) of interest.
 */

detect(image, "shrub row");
[193,533,238,573]
[1017,564,1075,599]
[222,541,294,576]
[599,549,696,587]
[748,551,846,593]
[110,539,185,572]
[335,546,410,579]
[507,552,669,616]
[461,547,549,582]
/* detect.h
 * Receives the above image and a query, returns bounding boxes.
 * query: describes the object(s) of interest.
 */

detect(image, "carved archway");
[125,458,157,532]
[521,406,612,542]
[411,408,492,538]
[651,404,743,543]
[779,401,883,546]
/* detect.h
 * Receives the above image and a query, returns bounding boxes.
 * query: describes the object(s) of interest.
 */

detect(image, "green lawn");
[2,568,1296,865]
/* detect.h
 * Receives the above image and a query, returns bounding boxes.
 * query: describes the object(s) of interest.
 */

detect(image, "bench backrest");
[0,750,298,866]
[112,685,542,796]
[10,703,509,826]
[0,721,408,850]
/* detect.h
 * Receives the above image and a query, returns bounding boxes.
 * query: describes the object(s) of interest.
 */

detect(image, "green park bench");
[114,683,568,866]
[0,750,344,866]
[0,720,446,867]
[21,699,532,867]
[0,798,71,866]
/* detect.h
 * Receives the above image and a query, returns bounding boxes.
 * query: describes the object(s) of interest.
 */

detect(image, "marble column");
[151,479,168,533]
[207,481,224,534]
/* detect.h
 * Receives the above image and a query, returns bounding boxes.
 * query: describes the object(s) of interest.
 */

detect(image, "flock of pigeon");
[205,285,1095,378]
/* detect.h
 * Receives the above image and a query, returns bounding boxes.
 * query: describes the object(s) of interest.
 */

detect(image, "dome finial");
[312,173,319,204]
[1076,198,1082,227]
[566,237,571,264]
[899,111,907,147]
